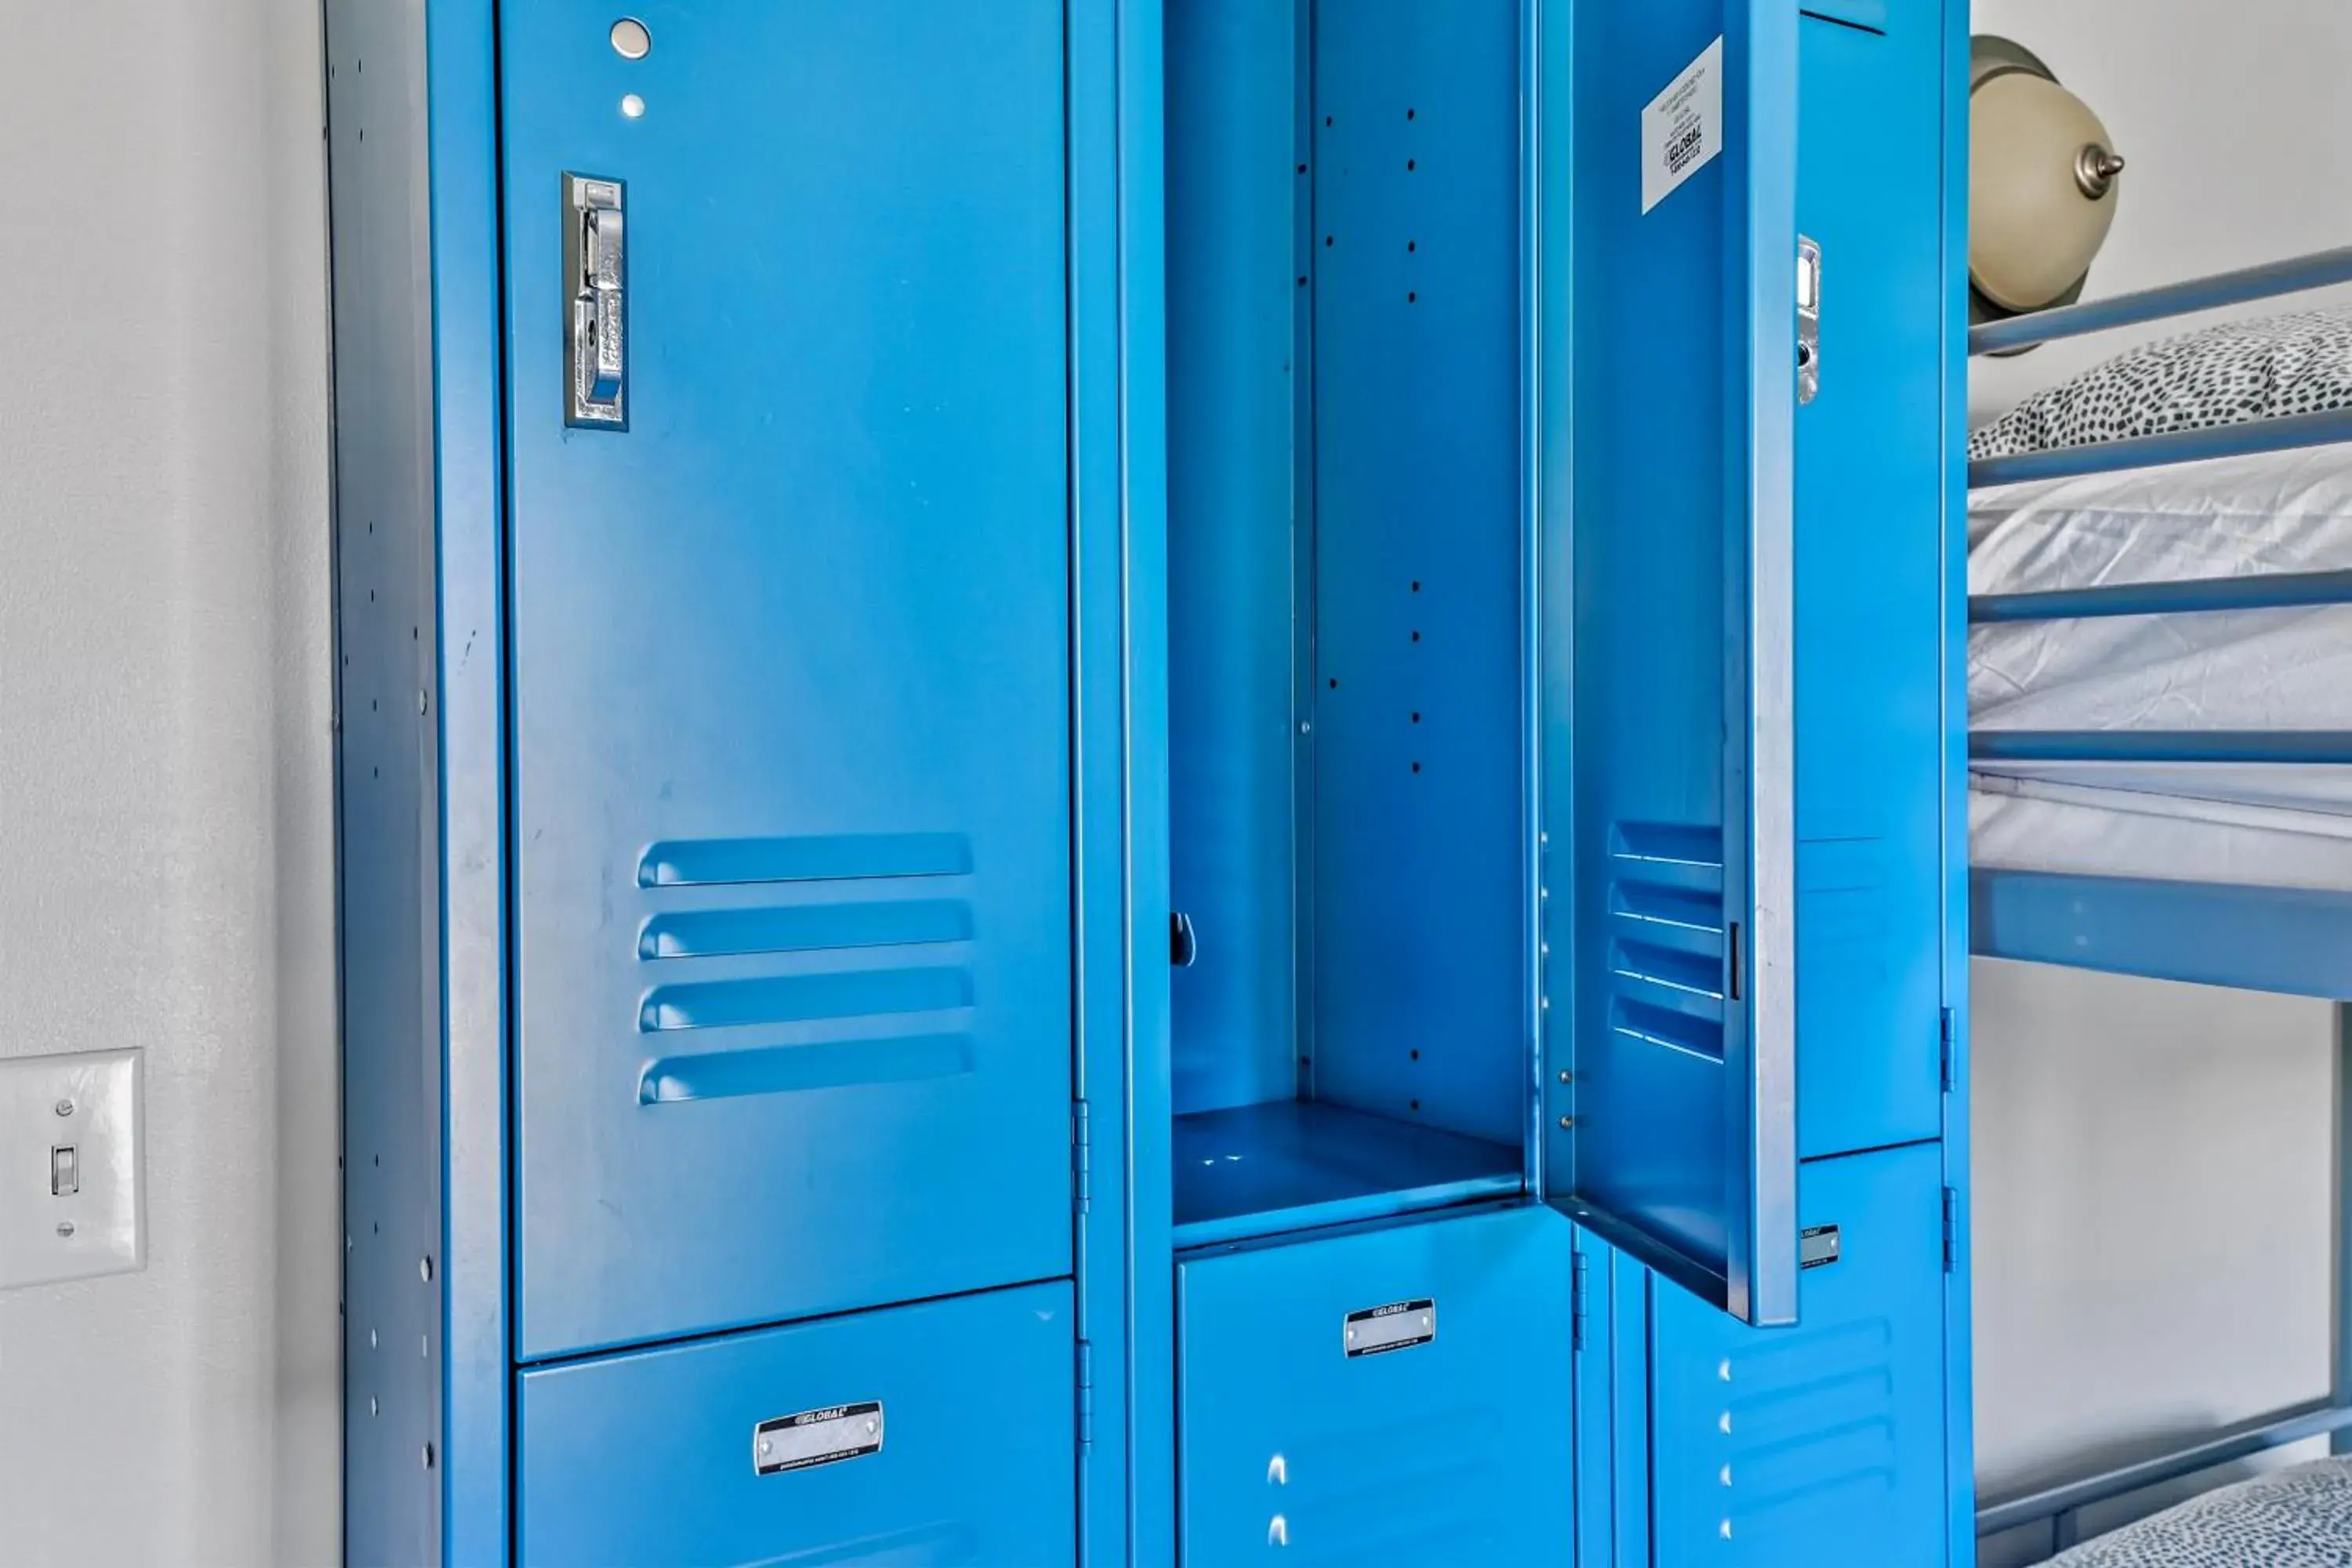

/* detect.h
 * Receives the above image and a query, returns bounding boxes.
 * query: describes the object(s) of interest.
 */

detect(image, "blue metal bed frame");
[1965,245,2352,1555]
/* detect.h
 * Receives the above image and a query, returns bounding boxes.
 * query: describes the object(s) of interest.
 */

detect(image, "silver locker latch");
[1796,234,1821,406]
[565,173,627,427]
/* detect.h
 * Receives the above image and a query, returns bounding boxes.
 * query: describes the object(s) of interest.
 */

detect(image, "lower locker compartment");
[1650,1142,1948,1567]
[1177,1204,1575,1566]
[517,1281,1076,1567]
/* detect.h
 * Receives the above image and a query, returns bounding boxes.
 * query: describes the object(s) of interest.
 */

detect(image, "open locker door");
[1542,0,1801,1327]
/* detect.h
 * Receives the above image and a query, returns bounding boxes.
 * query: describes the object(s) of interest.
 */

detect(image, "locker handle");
[564,173,626,427]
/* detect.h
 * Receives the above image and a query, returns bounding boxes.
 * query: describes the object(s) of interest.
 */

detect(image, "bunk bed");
[1963,247,2352,1560]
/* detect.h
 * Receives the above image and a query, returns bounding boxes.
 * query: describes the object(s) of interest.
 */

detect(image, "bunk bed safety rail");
[1968,405,2352,489]
[1968,242,2352,357]
[1970,567,2352,624]
[1967,250,2352,764]
[1971,731,2352,766]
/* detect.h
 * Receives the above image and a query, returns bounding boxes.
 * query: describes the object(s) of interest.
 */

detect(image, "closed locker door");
[517,1282,1077,1567]
[1650,1142,1949,1566]
[1791,1,1947,1159]
[500,3,1076,1358]
[1178,1208,1576,1566]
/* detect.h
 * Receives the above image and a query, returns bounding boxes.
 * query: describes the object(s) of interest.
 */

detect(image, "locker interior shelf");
[1171,1100,1522,1248]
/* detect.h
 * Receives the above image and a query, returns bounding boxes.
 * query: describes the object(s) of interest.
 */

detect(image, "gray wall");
[0,2,340,1563]
[1968,1,2352,1559]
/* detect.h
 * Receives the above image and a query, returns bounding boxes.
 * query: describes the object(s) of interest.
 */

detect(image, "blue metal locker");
[517,1283,1076,1566]
[328,0,1965,1558]
[329,2,1149,1560]
[1789,0,1949,1163]
[1649,1144,1951,1566]
[1559,0,1972,1563]
[1177,1207,1576,1565]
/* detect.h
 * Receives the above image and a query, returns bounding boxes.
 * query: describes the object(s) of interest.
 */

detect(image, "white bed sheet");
[1969,447,2352,890]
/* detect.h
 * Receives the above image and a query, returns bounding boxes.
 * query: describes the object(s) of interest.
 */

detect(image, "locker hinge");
[1571,1250,1591,1352]
[1072,1098,1091,1218]
[1941,1186,1959,1274]
[1939,1007,1957,1094]
[1076,1338,1095,1450]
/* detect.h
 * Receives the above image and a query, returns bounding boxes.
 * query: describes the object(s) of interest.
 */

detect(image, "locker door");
[1177,1208,1576,1566]
[500,2,1075,1358]
[517,1282,1076,1568]
[1650,1143,1949,1566]
[1791,2,1946,1160]
[1546,0,1805,1326]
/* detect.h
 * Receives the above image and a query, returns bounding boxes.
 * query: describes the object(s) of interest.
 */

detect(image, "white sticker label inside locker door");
[1640,36,1724,214]
[753,1402,884,1475]
[1345,1299,1436,1358]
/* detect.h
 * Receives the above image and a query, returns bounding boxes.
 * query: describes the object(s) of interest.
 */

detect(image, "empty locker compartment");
[516,1281,1076,1568]
[1648,1142,1950,1565]
[1164,0,1528,1245]
[1176,1206,1575,1564]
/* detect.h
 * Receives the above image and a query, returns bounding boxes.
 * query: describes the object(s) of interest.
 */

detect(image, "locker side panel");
[1791,0,1947,1161]
[1650,1143,1948,1566]
[324,0,459,1557]
[1309,0,1526,1146]
[517,1283,1076,1567]
[1177,1206,1575,1566]
[1164,0,1303,1116]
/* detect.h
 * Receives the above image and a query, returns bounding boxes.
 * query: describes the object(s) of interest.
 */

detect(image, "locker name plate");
[753,1401,884,1475]
[1344,1298,1436,1358]
[1800,1224,1842,1270]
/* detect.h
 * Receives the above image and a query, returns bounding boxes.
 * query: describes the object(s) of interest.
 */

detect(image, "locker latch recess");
[1796,234,1821,406]
[564,172,627,428]
[1170,910,1199,968]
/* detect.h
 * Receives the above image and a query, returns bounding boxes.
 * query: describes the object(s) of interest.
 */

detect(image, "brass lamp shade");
[1969,36,2125,329]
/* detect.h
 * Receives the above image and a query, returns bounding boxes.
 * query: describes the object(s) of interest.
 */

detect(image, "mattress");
[2044,1456,2352,1567]
[1970,446,2352,890]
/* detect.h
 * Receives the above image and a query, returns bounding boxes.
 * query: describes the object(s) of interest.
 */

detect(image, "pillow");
[1968,304,2352,462]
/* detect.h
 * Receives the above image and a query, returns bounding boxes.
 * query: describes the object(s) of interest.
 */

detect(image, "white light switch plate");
[0,1048,143,1290]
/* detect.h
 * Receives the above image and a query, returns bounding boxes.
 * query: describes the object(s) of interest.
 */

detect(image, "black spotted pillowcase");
[1968,305,2352,462]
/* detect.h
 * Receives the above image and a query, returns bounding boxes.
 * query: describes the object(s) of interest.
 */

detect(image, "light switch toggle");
[52,1145,79,1196]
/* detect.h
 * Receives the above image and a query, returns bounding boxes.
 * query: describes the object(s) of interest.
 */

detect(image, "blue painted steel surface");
[1069,0,1169,1559]
[1573,1232,1656,1568]
[327,1,463,1557]
[498,1,1076,1359]
[1969,244,2352,357]
[1171,1100,1519,1247]
[1308,0,1526,1150]
[425,0,515,1547]
[1935,0,1976,1555]
[1165,0,1303,1117]
[1790,3,1946,1161]
[1557,0,1802,1326]
[1175,1206,1574,1565]
[1651,1142,1951,1566]
[1971,869,2352,1000]
[516,1282,1076,1566]
[2338,1011,2352,1461]
[1110,0,1178,1558]
[1973,729,2352,765]
[1971,567,2352,622]
[1968,407,2352,488]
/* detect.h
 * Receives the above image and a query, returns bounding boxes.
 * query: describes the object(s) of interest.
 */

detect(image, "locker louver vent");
[630,833,977,1105]
[1607,822,1726,1062]
[1716,1319,1902,1545]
